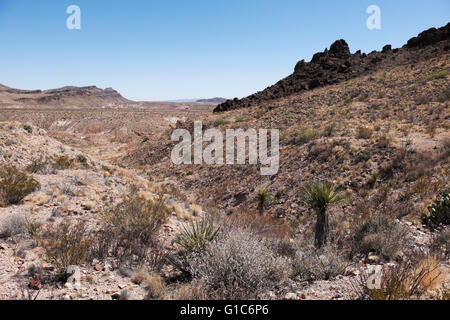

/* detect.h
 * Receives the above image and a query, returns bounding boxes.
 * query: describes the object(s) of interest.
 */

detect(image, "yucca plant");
[303,182,344,248]
[174,219,219,252]
[256,188,269,214]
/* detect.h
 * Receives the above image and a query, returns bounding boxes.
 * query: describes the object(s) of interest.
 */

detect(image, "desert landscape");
[0,22,449,301]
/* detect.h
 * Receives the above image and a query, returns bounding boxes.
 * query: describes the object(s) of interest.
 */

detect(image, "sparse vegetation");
[322,124,335,137]
[422,190,450,230]
[0,165,40,207]
[350,216,410,261]
[234,116,244,123]
[92,185,170,267]
[76,154,88,164]
[293,242,347,281]
[34,220,91,273]
[356,126,373,139]
[296,128,315,144]
[426,70,448,80]
[26,156,52,174]
[52,155,74,170]
[23,124,33,134]
[0,215,28,239]
[187,228,288,299]
[214,118,226,126]
[353,253,444,300]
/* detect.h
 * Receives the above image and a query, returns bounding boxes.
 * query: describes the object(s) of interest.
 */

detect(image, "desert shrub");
[34,221,91,273]
[377,135,390,148]
[214,118,225,126]
[426,70,448,80]
[0,165,40,206]
[379,147,410,179]
[52,155,74,170]
[415,94,430,105]
[234,116,244,123]
[308,141,334,162]
[353,252,444,300]
[23,124,33,134]
[76,154,88,164]
[26,156,53,174]
[366,172,379,189]
[322,124,335,137]
[429,228,449,259]
[92,186,170,267]
[217,207,292,241]
[187,228,288,299]
[292,242,347,281]
[356,126,373,139]
[350,216,410,261]
[170,281,207,300]
[422,190,450,230]
[436,87,450,102]
[0,215,27,239]
[295,128,315,144]
[174,219,219,252]
[144,273,167,299]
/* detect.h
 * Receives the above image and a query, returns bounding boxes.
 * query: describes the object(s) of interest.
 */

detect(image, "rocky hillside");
[0,122,201,300]
[214,22,450,112]
[0,84,131,108]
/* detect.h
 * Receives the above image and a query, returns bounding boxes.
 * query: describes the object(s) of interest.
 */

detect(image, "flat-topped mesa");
[214,22,450,113]
[0,84,130,107]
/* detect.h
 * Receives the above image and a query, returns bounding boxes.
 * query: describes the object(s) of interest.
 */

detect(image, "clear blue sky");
[0,0,449,101]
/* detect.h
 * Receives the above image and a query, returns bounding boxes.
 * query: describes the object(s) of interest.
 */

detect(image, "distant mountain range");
[0,83,226,109]
[164,97,227,103]
[0,84,130,108]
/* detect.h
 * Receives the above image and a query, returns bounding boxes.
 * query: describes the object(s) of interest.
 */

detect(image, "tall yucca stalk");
[303,182,344,248]
[256,188,269,215]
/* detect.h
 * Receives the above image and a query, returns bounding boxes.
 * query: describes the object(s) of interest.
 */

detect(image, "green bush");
[34,220,91,273]
[76,154,88,164]
[426,70,448,80]
[0,165,40,206]
[93,186,170,266]
[214,118,226,126]
[422,190,450,230]
[296,128,315,144]
[23,124,33,134]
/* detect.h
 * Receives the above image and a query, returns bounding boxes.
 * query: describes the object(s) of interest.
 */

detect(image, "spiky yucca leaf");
[174,219,219,252]
[303,182,344,211]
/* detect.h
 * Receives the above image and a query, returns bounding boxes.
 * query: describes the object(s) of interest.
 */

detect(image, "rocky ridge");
[214,22,450,112]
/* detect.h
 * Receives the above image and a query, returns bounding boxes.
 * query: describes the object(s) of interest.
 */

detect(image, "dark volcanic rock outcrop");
[214,22,450,113]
